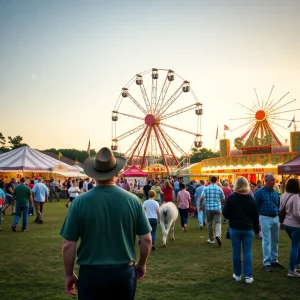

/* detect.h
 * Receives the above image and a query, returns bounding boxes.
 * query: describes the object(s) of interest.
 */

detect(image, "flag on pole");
[288,116,295,128]
[224,125,230,131]
[240,129,251,140]
[58,152,62,160]
[215,126,218,140]
[87,139,91,157]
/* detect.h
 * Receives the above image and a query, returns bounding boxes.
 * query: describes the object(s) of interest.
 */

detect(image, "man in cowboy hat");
[60,147,152,299]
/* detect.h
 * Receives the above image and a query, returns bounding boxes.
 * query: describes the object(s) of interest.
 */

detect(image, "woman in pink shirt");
[280,178,300,278]
[177,183,191,232]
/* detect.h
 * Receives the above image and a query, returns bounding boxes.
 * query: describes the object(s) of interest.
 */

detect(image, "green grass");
[0,201,299,300]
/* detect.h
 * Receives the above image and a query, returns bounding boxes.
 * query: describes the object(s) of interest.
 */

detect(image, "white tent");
[0,146,79,176]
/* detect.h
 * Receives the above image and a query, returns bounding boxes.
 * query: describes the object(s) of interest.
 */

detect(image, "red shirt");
[26,183,34,189]
[222,187,232,200]
[162,187,173,202]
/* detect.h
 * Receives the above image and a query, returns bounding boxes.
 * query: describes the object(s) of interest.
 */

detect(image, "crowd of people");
[1,147,300,299]
[0,176,98,231]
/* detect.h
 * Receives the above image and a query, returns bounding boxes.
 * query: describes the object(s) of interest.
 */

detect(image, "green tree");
[43,148,97,163]
[0,132,5,146]
[189,147,219,164]
[8,135,29,149]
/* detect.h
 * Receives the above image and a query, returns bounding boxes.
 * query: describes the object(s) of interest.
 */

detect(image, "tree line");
[0,133,219,163]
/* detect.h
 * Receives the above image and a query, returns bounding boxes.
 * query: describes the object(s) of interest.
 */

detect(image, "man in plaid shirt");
[200,176,225,245]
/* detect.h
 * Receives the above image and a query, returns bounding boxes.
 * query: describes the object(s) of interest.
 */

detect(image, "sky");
[0,0,299,156]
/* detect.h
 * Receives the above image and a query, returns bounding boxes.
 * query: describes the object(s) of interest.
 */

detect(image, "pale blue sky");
[0,0,299,154]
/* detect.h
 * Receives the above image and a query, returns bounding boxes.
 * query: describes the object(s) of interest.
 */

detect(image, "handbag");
[279,194,293,223]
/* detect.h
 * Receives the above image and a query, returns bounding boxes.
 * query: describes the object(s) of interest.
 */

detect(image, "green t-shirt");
[151,186,161,201]
[60,185,151,266]
[13,184,32,204]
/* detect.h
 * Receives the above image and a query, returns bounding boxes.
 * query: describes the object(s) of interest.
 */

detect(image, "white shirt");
[83,181,88,192]
[143,199,159,219]
[68,186,80,198]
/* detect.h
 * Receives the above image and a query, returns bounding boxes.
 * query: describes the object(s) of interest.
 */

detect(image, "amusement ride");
[111,68,203,172]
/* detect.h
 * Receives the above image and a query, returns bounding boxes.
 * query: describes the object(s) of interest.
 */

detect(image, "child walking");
[143,190,160,250]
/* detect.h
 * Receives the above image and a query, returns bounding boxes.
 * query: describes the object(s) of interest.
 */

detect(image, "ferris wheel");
[111,68,203,172]
[230,86,299,153]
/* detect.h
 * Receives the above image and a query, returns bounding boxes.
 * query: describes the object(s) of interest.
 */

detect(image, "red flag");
[240,129,251,140]
[216,126,218,140]
[87,139,90,156]
[224,125,229,131]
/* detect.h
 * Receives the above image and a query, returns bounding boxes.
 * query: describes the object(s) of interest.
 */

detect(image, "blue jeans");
[148,218,158,246]
[259,215,279,266]
[178,208,188,227]
[174,189,179,199]
[222,205,227,223]
[197,206,206,226]
[13,203,29,230]
[160,194,164,204]
[283,225,300,271]
[78,265,137,300]
[229,228,254,277]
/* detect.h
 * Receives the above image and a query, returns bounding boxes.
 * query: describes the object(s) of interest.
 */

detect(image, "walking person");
[11,177,33,232]
[66,180,81,208]
[177,183,191,232]
[143,190,160,250]
[280,178,300,278]
[161,180,173,204]
[60,147,151,299]
[222,181,232,224]
[223,177,259,283]
[195,180,206,230]
[49,178,60,202]
[26,179,35,216]
[255,173,284,272]
[143,180,152,200]
[151,181,164,203]
[174,178,180,198]
[200,176,225,246]
[2,177,16,215]
[0,181,5,231]
[32,177,49,224]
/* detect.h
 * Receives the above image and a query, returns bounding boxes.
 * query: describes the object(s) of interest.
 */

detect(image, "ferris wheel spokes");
[136,74,151,112]
[112,111,144,121]
[113,124,144,143]
[121,88,147,115]
[154,70,174,115]
[160,103,202,121]
[158,83,185,117]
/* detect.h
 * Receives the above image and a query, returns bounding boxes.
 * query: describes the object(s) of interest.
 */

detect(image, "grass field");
[0,201,299,300]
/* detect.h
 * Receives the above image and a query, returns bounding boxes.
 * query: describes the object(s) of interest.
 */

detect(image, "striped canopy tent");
[0,146,79,177]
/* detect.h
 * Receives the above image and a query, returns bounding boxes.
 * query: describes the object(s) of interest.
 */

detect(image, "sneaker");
[22,229,27,232]
[295,264,300,271]
[271,261,285,269]
[11,224,16,232]
[263,265,273,272]
[288,270,300,278]
[233,274,241,282]
[216,235,222,246]
[183,225,187,232]
[207,239,215,244]
[245,277,254,283]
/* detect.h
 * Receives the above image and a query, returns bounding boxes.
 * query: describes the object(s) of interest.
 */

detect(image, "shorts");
[70,197,75,202]
[5,194,12,205]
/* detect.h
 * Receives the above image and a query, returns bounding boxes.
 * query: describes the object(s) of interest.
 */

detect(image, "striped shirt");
[201,184,225,211]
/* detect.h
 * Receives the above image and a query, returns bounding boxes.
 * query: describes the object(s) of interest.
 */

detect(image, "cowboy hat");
[84,147,126,180]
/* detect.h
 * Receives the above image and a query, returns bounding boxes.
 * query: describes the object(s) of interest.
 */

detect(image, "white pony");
[159,202,178,247]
